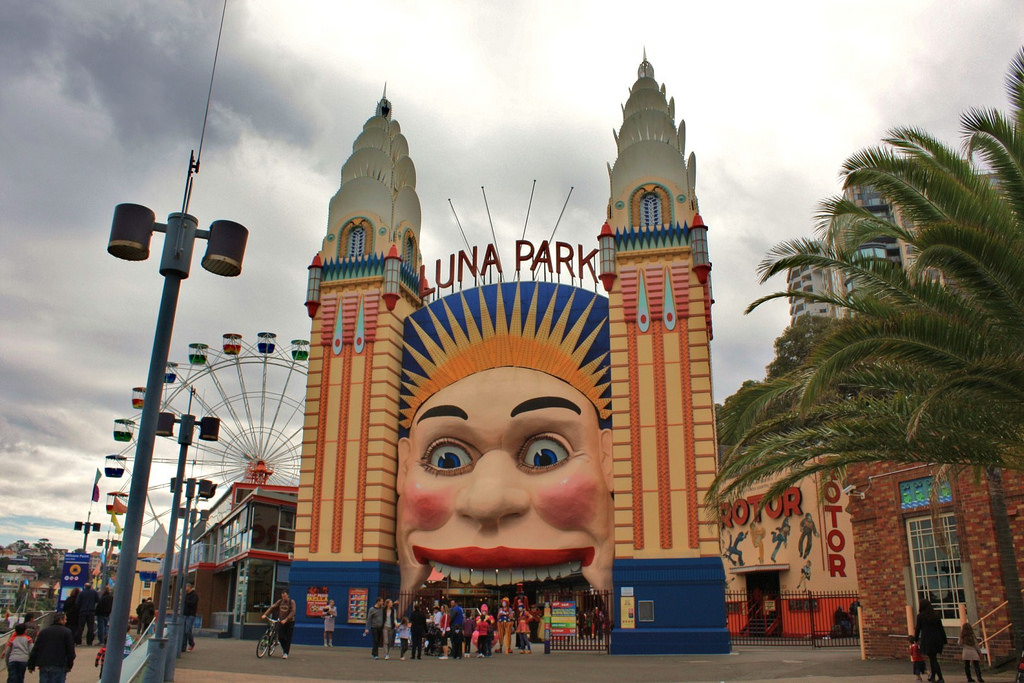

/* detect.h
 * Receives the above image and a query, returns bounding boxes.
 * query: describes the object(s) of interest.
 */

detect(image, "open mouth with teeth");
[413,546,593,585]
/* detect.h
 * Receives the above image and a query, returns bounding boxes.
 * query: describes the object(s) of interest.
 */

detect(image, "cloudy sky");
[1,0,1021,552]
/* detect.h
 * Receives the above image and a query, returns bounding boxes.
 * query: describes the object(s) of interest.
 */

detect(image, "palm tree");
[711,48,1024,650]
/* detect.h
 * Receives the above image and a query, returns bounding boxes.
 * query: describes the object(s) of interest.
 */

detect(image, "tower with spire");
[598,52,727,654]
[291,91,424,598]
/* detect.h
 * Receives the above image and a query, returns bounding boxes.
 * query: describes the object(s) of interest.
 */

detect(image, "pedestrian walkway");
[67,639,1020,682]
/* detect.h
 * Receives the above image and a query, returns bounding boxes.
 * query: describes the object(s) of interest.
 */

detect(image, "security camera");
[841,484,856,495]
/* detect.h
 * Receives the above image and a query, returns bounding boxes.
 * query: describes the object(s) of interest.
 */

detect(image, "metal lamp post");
[101,204,247,683]
[165,477,215,680]
[150,411,218,683]
[73,516,102,553]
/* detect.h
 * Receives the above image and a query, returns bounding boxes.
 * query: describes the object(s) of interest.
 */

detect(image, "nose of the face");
[455,451,529,529]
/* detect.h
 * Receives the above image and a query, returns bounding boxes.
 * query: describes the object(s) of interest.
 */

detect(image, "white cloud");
[1,0,1021,548]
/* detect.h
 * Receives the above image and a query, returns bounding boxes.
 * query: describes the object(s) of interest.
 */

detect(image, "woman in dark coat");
[914,599,948,682]
[63,588,81,644]
[409,604,427,660]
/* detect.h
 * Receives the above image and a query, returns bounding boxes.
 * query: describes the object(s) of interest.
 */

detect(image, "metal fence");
[726,590,860,647]
[544,590,613,653]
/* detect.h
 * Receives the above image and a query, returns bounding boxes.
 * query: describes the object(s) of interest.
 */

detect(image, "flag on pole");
[92,468,101,502]
[110,511,122,534]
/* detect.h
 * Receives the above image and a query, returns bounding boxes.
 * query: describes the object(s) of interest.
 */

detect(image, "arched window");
[403,235,416,265]
[640,192,662,227]
[346,224,366,258]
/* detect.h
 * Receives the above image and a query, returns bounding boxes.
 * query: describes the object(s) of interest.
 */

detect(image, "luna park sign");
[426,240,600,290]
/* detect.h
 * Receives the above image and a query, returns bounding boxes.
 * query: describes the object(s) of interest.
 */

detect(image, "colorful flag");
[92,468,101,502]
[110,512,122,534]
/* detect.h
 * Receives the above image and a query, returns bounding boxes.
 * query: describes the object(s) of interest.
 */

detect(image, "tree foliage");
[709,47,1024,648]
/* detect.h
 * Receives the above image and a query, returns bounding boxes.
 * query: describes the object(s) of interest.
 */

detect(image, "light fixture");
[597,221,617,292]
[382,244,402,311]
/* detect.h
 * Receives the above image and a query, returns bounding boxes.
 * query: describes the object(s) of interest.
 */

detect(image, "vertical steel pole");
[102,212,196,683]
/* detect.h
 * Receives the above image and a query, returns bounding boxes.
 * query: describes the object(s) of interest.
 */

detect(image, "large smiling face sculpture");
[396,282,613,596]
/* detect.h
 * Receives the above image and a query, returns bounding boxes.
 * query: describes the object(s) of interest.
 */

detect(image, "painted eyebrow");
[510,396,582,417]
[416,405,469,423]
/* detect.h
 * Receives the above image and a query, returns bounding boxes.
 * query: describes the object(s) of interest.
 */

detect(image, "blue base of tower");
[610,557,731,655]
[287,560,400,648]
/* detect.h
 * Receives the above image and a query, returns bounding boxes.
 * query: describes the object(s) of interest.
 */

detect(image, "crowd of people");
[356,594,569,661]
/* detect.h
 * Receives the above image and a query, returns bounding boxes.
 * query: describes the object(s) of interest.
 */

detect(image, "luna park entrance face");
[394,585,613,654]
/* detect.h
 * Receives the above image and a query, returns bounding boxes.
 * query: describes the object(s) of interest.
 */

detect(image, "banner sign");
[306,586,329,617]
[620,596,636,629]
[347,588,369,624]
[57,552,90,610]
[550,600,577,636]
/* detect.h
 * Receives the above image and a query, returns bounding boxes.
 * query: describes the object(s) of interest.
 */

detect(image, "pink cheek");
[534,476,601,530]
[401,485,452,530]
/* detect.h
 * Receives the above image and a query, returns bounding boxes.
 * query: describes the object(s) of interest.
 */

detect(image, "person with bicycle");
[262,590,296,659]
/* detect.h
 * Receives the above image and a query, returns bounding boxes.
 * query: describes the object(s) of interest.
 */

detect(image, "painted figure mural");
[396,283,613,595]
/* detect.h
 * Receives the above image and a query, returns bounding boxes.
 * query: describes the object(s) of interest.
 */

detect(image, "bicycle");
[256,617,280,658]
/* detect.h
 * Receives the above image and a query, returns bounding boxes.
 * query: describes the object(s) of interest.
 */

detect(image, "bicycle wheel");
[269,634,278,656]
[256,634,270,658]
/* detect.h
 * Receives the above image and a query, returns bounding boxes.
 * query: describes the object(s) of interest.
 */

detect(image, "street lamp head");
[198,416,220,442]
[202,219,248,277]
[108,204,156,261]
[155,412,176,437]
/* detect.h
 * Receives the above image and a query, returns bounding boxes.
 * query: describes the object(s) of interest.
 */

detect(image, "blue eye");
[521,437,570,470]
[425,442,472,472]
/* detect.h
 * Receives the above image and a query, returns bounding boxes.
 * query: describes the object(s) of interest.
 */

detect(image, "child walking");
[2,623,33,683]
[908,635,926,682]
[960,622,984,683]
[397,617,411,660]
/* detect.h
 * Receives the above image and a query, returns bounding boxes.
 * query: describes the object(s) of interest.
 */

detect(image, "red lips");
[413,546,594,568]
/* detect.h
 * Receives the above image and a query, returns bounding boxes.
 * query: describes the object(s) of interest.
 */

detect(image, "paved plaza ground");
[63,638,1022,682]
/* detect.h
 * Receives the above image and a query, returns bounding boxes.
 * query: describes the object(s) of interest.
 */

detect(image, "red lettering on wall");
[458,246,479,282]
[434,253,455,289]
[555,241,575,277]
[577,245,598,282]
[481,244,503,276]
[824,477,848,577]
[721,487,804,528]
[532,241,552,273]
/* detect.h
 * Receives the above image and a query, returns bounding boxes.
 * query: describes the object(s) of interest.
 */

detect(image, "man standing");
[362,597,384,659]
[449,599,464,659]
[182,583,199,652]
[96,587,113,644]
[74,582,99,646]
[27,612,75,683]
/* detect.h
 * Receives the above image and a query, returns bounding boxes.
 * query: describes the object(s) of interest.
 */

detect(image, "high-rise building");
[786,184,909,323]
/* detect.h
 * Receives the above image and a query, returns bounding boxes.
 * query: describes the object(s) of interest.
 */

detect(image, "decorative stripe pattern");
[331,344,354,553]
[651,319,672,549]
[319,294,338,347]
[620,267,638,322]
[309,351,330,554]
[626,325,644,550]
[354,342,375,554]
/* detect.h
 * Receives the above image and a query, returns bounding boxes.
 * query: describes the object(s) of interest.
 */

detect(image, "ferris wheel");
[104,332,309,530]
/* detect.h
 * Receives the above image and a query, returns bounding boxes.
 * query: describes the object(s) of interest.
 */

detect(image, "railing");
[726,591,860,647]
[970,591,1021,668]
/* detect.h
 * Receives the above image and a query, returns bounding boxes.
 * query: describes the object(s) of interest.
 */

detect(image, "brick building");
[846,463,1024,660]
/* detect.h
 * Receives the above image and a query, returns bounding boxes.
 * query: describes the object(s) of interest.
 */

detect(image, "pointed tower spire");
[377,83,392,120]
[638,48,655,80]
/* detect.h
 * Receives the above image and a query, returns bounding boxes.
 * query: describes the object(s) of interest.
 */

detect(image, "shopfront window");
[220,510,251,562]
[907,513,964,622]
